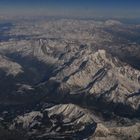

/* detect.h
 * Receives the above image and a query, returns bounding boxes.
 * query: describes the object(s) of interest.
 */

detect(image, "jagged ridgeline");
[0,19,140,140]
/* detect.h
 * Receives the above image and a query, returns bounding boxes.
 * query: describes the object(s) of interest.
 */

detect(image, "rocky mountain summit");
[10,104,96,139]
[0,19,140,140]
[50,45,140,117]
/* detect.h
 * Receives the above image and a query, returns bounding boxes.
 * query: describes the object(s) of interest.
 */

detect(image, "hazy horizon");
[0,0,140,19]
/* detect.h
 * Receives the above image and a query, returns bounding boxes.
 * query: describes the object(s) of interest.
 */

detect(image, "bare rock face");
[10,104,96,139]
[10,111,43,130]
[0,38,140,139]
[91,123,140,140]
[0,54,23,76]
[0,19,140,140]
[45,43,140,117]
